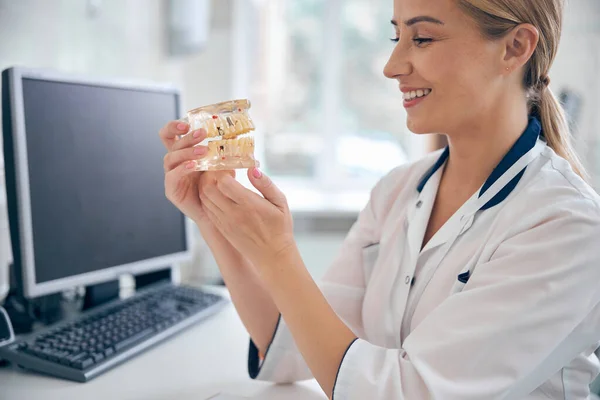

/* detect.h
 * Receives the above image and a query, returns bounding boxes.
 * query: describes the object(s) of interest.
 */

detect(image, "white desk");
[0,287,327,400]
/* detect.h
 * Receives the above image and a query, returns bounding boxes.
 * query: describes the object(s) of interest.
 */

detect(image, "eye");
[390,37,400,43]
[413,37,433,47]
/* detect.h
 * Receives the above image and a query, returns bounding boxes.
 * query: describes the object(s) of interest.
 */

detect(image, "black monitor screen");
[21,78,186,283]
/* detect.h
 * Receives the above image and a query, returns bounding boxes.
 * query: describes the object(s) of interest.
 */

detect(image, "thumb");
[248,167,287,209]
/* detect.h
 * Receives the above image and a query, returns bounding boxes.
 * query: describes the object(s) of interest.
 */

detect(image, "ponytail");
[531,85,588,181]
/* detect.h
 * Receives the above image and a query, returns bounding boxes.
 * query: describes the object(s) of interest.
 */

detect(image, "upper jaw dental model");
[180,99,258,171]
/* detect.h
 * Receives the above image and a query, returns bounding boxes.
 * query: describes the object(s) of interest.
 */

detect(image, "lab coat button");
[416,200,423,208]
[405,276,411,284]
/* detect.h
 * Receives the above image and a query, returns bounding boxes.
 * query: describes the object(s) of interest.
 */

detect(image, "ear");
[502,23,539,73]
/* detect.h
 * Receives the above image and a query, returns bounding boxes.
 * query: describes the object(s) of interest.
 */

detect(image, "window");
[233,0,427,197]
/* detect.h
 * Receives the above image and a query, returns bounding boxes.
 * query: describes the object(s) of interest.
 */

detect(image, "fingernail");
[193,129,202,138]
[177,123,188,131]
[252,168,262,179]
[186,161,195,169]
[193,147,206,155]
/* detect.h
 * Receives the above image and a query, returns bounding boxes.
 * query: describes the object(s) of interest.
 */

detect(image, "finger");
[247,168,288,209]
[201,200,223,231]
[164,161,200,201]
[163,146,208,172]
[159,120,190,150]
[171,128,207,152]
[217,175,262,205]
[202,182,237,214]
[199,190,225,226]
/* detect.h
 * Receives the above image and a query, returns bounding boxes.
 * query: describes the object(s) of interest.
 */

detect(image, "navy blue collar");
[417,117,542,210]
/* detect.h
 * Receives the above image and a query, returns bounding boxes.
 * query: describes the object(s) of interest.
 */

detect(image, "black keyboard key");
[39,349,56,360]
[66,352,88,364]
[72,357,94,370]
[44,351,60,362]
[91,353,104,363]
[114,328,154,351]
[55,351,70,360]
[23,346,46,359]
[104,347,114,357]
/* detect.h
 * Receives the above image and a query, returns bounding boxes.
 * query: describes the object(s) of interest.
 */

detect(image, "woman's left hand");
[199,167,295,272]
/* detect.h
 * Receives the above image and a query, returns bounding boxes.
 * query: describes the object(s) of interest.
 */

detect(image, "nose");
[383,42,412,79]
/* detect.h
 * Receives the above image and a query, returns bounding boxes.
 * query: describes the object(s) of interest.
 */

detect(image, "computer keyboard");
[0,284,228,382]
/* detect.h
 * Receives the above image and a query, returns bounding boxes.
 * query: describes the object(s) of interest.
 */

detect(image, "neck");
[441,100,530,194]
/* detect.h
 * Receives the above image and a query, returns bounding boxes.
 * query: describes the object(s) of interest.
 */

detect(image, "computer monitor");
[2,67,193,299]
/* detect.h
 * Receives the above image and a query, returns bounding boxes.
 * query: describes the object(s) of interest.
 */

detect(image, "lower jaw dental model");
[181,99,258,171]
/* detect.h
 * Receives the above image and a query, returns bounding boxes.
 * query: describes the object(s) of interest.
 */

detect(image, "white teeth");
[218,116,229,136]
[239,113,250,131]
[208,136,254,158]
[206,118,217,137]
[403,89,432,101]
[203,113,255,138]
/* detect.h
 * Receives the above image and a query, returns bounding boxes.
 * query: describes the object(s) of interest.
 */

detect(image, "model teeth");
[207,136,255,158]
[199,112,255,139]
[403,88,431,101]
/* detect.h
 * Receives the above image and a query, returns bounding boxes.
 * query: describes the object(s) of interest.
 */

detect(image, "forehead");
[393,0,464,23]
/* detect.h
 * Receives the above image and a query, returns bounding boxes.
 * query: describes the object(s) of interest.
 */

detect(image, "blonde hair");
[459,0,588,180]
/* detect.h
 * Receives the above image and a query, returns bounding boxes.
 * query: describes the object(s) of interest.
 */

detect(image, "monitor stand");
[82,280,119,311]
[135,268,172,290]
[81,267,172,311]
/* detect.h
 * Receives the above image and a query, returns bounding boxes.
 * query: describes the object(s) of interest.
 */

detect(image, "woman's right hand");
[159,120,234,227]
[160,122,280,353]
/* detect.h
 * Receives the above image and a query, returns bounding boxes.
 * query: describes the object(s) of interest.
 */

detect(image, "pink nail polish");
[193,130,202,138]
[252,168,262,179]
[194,147,205,155]
[177,123,187,131]
[186,161,195,169]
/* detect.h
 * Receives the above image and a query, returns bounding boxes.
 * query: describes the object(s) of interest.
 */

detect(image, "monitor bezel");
[6,66,194,298]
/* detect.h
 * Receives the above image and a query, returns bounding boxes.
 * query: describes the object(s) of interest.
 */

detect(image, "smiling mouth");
[402,88,432,101]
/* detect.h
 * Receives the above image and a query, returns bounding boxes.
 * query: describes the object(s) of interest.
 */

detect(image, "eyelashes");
[390,37,434,47]
[413,38,433,46]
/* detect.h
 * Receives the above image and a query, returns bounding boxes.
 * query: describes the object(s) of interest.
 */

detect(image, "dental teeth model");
[181,99,258,171]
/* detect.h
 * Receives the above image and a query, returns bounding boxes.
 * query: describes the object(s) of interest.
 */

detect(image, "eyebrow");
[391,16,445,27]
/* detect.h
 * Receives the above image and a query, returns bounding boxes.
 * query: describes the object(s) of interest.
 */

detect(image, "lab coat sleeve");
[333,197,600,399]
[248,170,390,383]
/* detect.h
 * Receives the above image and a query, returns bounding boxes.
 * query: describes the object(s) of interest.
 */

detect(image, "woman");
[159,0,600,398]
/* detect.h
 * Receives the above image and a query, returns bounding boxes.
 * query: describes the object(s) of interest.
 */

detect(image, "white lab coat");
[248,119,600,399]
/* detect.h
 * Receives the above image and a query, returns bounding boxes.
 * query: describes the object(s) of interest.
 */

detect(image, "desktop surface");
[0,286,326,400]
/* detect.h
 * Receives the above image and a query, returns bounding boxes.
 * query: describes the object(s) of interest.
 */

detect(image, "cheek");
[406,40,498,134]
[430,40,498,110]
[436,45,482,92]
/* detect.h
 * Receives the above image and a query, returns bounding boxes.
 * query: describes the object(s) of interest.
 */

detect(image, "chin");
[406,115,438,135]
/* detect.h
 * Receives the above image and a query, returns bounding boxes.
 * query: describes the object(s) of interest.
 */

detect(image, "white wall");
[0,0,234,109]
